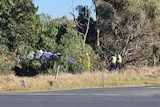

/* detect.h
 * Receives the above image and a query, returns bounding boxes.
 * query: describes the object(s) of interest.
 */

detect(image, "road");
[0,86,160,107]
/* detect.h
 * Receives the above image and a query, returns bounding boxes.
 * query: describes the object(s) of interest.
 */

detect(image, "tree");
[94,0,160,66]
[0,0,41,52]
[57,29,99,73]
[54,16,75,45]
[38,14,76,52]
[75,5,96,47]
[38,13,58,52]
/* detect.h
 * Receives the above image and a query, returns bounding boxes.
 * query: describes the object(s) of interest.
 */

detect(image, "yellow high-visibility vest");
[117,55,122,63]
[87,56,91,71]
[111,56,117,64]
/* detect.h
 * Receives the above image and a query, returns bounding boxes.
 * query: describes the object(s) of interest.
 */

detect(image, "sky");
[33,0,95,19]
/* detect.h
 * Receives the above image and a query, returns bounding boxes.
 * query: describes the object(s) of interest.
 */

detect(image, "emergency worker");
[86,53,91,71]
[117,54,122,71]
[109,54,117,71]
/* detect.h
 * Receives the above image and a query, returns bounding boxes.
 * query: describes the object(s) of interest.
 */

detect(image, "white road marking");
[0,93,123,96]
[1,86,160,96]
[144,86,160,89]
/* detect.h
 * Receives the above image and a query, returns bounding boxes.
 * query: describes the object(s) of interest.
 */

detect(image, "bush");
[56,29,103,73]
[0,55,14,75]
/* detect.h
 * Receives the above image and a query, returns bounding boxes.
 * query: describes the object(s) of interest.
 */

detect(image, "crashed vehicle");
[13,49,62,76]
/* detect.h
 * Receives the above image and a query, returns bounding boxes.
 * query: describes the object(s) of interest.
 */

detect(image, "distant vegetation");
[0,0,160,76]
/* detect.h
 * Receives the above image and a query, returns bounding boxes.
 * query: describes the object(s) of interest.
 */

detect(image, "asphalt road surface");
[0,86,160,107]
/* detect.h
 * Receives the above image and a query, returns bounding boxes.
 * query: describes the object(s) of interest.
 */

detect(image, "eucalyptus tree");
[93,0,160,66]
[75,5,96,47]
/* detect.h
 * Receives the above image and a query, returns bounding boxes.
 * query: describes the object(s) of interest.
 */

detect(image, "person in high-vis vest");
[86,53,91,71]
[109,54,117,71]
[117,54,122,71]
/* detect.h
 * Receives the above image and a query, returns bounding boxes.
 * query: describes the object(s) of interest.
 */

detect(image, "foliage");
[94,0,160,66]
[57,29,86,73]
[0,0,41,52]
[76,5,97,47]
[0,55,14,75]
[1,0,160,76]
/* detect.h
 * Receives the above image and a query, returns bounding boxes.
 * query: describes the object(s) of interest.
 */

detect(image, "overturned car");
[13,50,62,76]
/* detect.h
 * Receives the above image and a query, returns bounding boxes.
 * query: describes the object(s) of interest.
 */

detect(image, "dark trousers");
[109,63,116,71]
[117,62,122,72]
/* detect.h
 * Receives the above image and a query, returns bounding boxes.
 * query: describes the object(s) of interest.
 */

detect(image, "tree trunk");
[97,29,100,46]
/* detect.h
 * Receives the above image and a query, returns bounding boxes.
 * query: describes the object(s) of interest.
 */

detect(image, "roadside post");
[102,68,104,88]
[22,80,27,89]
[55,65,60,79]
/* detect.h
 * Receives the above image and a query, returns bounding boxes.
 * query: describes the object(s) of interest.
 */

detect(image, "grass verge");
[0,66,160,92]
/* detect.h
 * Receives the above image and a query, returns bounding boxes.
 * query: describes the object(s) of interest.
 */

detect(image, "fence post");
[55,65,60,79]
[102,69,104,88]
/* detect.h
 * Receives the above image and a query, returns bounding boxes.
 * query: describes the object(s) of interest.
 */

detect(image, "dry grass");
[1,66,160,92]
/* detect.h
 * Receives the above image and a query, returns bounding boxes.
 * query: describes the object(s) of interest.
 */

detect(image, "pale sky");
[33,0,95,19]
